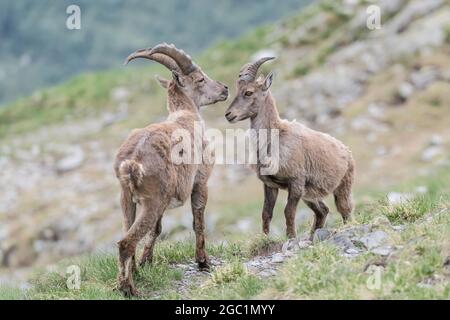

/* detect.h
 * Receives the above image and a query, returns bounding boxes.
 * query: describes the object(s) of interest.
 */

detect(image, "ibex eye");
[244,91,253,97]
[197,78,205,83]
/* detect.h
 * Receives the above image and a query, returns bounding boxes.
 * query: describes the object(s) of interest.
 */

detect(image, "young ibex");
[225,57,354,239]
[114,43,228,296]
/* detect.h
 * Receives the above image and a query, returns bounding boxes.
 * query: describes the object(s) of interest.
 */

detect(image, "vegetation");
[1,166,448,299]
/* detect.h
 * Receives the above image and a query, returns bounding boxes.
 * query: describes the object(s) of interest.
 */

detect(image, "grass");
[1,163,449,301]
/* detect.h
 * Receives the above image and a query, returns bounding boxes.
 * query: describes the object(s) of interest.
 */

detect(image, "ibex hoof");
[197,260,211,272]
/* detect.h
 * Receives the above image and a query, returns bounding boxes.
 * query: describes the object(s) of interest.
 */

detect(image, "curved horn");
[124,48,181,72]
[239,56,276,82]
[149,43,198,74]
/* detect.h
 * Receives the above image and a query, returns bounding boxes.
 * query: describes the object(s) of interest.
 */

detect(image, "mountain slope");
[0,0,450,298]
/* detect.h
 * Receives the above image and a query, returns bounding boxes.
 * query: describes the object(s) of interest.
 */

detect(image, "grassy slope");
[1,0,450,299]
[1,165,449,300]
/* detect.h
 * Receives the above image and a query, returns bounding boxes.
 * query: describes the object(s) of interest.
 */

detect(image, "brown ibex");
[114,43,228,296]
[225,57,354,240]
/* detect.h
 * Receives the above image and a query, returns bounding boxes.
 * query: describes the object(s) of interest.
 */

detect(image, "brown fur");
[114,66,227,296]
[226,69,355,239]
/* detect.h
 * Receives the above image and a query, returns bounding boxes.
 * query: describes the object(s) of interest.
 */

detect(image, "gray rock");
[371,245,394,256]
[282,238,312,254]
[313,228,333,243]
[392,225,405,232]
[345,248,360,255]
[360,231,388,250]
[421,145,443,162]
[271,253,285,263]
[429,134,443,146]
[410,66,440,90]
[330,234,355,251]
[55,146,85,173]
[398,82,414,99]
[387,0,443,33]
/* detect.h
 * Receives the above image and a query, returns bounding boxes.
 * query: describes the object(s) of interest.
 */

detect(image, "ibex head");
[125,43,228,107]
[225,57,275,123]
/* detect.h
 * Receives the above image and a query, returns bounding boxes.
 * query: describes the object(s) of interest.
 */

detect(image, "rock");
[313,228,333,243]
[271,253,285,263]
[330,234,355,251]
[368,103,385,119]
[387,0,444,33]
[371,245,394,256]
[55,146,85,173]
[345,248,360,255]
[429,134,443,146]
[421,145,443,162]
[387,192,413,205]
[359,231,388,250]
[410,66,440,90]
[392,225,405,232]
[398,82,414,99]
[282,238,312,254]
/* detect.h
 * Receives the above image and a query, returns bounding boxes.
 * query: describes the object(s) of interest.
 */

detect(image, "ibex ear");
[172,70,185,87]
[262,71,274,91]
[155,75,169,89]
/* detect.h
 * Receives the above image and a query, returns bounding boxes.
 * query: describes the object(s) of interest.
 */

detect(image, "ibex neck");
[167,84,200,116]
[251,92,282,130]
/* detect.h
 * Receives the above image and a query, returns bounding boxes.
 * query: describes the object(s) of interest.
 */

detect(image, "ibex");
[114,43,228,296]
[225,57,354,240]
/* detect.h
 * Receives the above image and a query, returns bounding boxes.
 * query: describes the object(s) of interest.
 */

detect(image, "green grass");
[1,165,449,300]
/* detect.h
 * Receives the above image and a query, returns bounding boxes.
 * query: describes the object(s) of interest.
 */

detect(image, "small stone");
[330,234,355,251]
[359,231,388,250]
[313,228,333,243]
[371,245,393,256]
[298,240,313,249]
[345,248,359,255]
[392,225,405,232]
[55,146,85,174]
[398,82,414,99]
[270,253,284,263]
[421,146,442,162]
[429,135,443,146]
